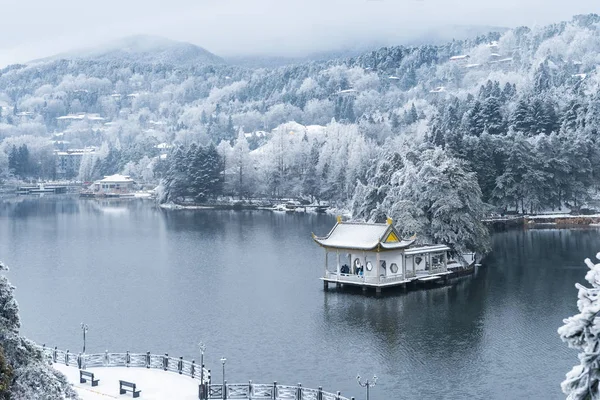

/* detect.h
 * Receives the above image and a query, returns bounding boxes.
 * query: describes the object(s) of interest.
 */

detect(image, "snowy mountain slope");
[32,35,225,66]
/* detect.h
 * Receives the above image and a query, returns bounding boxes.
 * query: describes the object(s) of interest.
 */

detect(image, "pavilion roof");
[312,220,415,251]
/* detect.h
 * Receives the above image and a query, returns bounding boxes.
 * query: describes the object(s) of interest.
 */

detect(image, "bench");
[119,380,141,398]
[79,370,99,387]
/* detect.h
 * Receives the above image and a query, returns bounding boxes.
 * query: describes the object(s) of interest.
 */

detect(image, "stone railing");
[38,345,354,400]
[206,381,354,400]
[37,344,211,383]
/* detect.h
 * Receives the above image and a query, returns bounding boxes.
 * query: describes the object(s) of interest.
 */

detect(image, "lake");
[0,196,592,399]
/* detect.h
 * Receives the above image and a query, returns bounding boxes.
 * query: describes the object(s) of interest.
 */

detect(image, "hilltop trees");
[0,261,78,399]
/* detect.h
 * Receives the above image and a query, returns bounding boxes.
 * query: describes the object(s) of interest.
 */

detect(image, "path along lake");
[0,197,593,399]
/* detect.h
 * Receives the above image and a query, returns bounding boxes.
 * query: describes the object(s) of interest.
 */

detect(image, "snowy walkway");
[53,364,200,400]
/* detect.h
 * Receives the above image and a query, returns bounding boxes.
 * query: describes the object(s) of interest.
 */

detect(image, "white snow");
[314,222,390,250]
[53,364,201,400]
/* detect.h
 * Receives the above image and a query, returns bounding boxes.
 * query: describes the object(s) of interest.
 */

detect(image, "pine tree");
[511,99,534,134]
[559,253,600,400]
[481,96,504,135]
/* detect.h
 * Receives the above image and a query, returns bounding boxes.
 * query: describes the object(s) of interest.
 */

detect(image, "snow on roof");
[16,111,34,116]
[465,63,481,69]
[490,57,513,64]
[450,55,469,61]
[486,41,499,48]
[489,53,501,57]
[404,244,450,255]
[388,76,400,80]
[155,142,172,149]
[56,113,104,121]
[430,86,446,93]
[573,73,587,80]
[97,174,134,183]
[573,60,583,65]
[337,89,358,95]
[314,222,392,250]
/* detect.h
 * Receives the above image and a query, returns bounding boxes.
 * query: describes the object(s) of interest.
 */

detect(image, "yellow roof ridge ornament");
[386,217,393,225]
[336,215,343,223]
[410,233,417,240]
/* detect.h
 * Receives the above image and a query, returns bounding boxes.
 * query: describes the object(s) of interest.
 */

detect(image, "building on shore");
[92,174,135,196]
[313,218,467,295]
[55,148,96,178]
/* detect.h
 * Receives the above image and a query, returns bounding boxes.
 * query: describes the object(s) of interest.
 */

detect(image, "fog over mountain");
[0,0,596,67]
[34,35,225,66]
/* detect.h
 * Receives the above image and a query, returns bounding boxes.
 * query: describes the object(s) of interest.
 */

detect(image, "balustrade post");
[146,351,150,368]
[273,381,277,400]
[249,380,253,400]
[53,346,57,363]
[208,369,212,385]
[164,353,168,371]
[65,350,69,366]
[104,350,109,366]
[77,352,82,369]
[191,360,195,378]
[317,386,323,400]
[178,356,183,374]
[296,383,302,400]
[126,351,130,367]
[224,380,227,400]
[351,397,355,400]
[336,391,341,400]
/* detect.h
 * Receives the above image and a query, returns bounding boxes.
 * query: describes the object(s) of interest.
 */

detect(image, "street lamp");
[81,323,88,354]
[198,342,206,384]
[221,357,227,399]
[357,374,377,400]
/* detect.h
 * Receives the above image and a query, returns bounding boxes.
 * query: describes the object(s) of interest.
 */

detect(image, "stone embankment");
[483,214,600,230]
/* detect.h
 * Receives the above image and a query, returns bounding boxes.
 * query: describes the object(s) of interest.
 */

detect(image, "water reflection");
[0,197,595,399]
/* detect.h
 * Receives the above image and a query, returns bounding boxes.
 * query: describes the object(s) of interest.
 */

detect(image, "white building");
[313,218,458,295]
[55,148,95,178]
[92,174,135,196]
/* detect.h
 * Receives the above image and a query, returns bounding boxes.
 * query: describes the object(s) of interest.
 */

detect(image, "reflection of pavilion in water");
[313,218,474,295]
[319,270,488,398]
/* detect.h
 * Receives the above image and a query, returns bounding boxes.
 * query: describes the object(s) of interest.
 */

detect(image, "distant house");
[154,143,173,154]
[92,174,135,196]
[449,55,470,62]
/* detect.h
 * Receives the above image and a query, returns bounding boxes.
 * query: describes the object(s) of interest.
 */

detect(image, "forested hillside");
[1,14,600,249]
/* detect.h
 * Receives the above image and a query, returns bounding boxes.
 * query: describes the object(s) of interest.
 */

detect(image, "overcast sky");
[0,0,597,66]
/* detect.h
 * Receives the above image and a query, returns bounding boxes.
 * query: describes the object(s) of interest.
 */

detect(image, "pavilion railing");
[206,381,353,400]
[36,344,211,384]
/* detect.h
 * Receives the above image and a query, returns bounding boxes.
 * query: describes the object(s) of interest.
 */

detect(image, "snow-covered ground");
[53,364,201,400]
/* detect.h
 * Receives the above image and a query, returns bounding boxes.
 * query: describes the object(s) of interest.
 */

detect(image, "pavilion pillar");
[443,252,448,272]
[336,251,340,277]
[376,252,381,282]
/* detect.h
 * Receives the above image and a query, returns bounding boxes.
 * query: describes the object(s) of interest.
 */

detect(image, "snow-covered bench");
[79,370,99,387]
[119,380,141,398]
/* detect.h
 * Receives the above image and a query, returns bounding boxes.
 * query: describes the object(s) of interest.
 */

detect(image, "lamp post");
[81,323,88,354]
[198,342,206,384]
[357,374,377,400]
[221,357,227,399]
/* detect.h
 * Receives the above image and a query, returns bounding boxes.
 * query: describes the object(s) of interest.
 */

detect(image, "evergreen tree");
[511,99,534,134]
[559,253,600,400]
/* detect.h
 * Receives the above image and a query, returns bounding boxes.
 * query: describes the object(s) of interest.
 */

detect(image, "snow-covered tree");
[559,253,600,400]
[0,261,78,399]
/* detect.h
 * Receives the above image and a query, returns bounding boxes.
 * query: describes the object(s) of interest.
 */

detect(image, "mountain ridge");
[30,35,225,66]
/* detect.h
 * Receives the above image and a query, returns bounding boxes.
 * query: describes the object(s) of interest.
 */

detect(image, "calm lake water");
[0,196,593,399]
